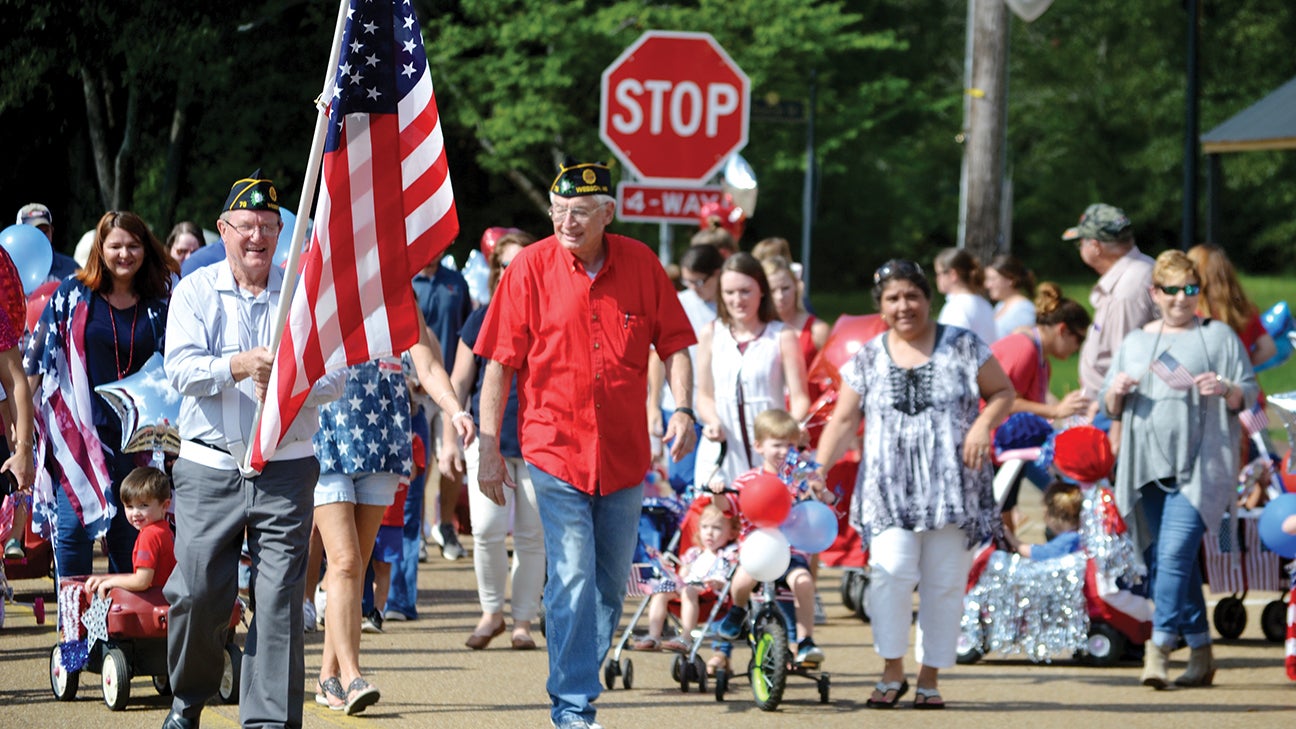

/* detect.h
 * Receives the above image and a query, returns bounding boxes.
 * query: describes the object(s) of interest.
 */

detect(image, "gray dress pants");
[164,456,318,728]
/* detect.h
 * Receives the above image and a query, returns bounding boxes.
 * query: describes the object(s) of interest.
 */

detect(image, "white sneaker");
[314,586,328,627]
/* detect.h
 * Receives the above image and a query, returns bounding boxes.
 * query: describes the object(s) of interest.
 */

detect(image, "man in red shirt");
[475,158,697,729]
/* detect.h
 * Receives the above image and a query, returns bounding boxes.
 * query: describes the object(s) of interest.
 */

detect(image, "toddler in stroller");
[634,498,739,653]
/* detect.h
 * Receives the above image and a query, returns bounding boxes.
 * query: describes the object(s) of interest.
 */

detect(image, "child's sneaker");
[713,605,747,641]
[795,637,825,665]
[361,609,384,634]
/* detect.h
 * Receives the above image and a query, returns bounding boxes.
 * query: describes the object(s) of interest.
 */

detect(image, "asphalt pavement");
[1,490,1293,728]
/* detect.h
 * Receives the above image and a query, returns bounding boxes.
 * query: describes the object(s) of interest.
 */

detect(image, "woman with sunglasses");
[813,259,1013,710]
[1103,249,1257,690]
[989,282,1092,421]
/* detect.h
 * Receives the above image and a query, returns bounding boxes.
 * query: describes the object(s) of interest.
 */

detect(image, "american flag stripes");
[250,0,457,471]
[1202,515,1283,594]
[1238,402,1270,436]
[1148,350,1196,391]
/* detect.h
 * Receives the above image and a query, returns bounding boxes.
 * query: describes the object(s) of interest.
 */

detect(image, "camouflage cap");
[1061,203,1132,243]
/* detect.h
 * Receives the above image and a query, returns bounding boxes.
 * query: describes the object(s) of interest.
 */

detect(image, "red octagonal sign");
[600,31,750,184]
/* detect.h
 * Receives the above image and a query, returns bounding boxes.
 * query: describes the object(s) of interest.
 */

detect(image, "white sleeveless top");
[710,320,786,484]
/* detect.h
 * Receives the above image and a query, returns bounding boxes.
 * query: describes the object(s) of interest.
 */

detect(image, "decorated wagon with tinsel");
[957,485,1153,666]
[49,578,242,711]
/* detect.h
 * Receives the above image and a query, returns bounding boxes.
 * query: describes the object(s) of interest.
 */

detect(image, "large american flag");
[250,0,457,471]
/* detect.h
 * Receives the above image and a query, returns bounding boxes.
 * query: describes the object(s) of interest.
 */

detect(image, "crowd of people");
[0,170,1286,729]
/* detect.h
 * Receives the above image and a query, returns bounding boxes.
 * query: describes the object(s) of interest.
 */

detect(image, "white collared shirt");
[165,260,343,463]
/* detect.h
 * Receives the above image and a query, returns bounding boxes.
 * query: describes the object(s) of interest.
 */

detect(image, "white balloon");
[739,527,791,582]
[721,154,758,217]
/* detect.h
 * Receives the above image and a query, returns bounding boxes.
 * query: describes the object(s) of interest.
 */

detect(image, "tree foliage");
[0,0,1292,282]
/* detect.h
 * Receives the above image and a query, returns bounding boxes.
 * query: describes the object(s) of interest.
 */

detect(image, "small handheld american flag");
[1149,351,1196,391]
[1238,402,1270,436]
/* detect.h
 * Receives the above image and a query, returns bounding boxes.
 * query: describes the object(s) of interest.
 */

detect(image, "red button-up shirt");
[475,233,696,495]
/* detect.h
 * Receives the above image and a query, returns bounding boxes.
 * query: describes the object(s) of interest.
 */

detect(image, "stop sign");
[600,31,750,184]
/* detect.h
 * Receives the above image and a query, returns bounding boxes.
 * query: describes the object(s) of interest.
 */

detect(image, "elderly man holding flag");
[162,0,460,726]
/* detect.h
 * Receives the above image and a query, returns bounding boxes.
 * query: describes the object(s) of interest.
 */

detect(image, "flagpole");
[242,0,351,473]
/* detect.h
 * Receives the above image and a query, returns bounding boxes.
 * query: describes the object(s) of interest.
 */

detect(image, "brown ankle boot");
[1140,643,1171,689]
[1174,645,1216,687]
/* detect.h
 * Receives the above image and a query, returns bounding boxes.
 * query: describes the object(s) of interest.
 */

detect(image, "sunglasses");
[1156,284,1201,296]
[873,259,926,286]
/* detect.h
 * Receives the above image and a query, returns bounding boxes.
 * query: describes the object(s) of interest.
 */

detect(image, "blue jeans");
[386,402,432,619]
[54,449,138,582]
[1140,482,1210,650]
[529,465,643,726]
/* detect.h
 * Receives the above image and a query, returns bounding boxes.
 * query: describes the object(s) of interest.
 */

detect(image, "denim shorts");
[314,471,401,508]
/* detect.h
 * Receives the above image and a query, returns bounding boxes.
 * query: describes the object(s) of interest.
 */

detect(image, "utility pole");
[959,0,1009,264]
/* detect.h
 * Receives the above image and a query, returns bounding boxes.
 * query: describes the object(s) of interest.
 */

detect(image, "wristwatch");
[674,407,698,423]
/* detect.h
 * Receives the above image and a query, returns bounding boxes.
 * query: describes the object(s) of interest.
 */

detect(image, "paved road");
[2,523,1293,727]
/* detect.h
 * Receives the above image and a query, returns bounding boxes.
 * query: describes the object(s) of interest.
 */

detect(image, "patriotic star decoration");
[82,593,113,648]
[325,0,429,152]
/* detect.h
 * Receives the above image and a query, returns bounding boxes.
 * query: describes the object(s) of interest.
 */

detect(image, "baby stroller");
[50,577,243,711]
[957,478,1152,666]
[0,488,52,627]
[603,490,691,691]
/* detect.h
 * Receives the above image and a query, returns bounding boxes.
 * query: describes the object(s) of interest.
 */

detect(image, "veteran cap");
[1061,203,1131,243]
[223,169,281,212]
[550,157,612,198]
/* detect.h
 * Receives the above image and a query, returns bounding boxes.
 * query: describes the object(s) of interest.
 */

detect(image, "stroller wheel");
[153,673,172,696]
[621,658,634,689]
[1212,596,1247,640]
[839,570,858,612]
[1084,623,1126,667]
[1261,600,1288,643]
[955,631,983,665]
[671,653,684,683]
[603,658,619,691]
[817,674,831,704]
[219,643,242,704]
[713,667,728,701]
[693,655,708,694]
[851,573,870,622]
[34,596,46,625]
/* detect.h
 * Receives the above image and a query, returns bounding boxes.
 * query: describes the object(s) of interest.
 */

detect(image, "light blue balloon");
[274,207,298,268]
[1258,492,1296,559]
[779,499,839,554]
[0,223,53,295]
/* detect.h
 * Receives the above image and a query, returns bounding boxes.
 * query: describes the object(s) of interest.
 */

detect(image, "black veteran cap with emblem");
[224,169,281,212]
[550,157,612,198]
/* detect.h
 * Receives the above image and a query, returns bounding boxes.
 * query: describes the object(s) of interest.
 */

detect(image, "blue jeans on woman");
[1139,481,1210,650]
[385,402,432,619]
[54,449,139,582]
[528,465,642,728]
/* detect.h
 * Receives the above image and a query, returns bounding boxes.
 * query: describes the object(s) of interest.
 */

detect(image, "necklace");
[103,294,139,380]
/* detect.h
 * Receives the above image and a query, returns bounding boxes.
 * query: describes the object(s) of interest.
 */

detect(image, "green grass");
[809,274,1296,444]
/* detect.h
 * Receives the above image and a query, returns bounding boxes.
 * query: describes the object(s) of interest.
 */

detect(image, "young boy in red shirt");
[86,467,176,598]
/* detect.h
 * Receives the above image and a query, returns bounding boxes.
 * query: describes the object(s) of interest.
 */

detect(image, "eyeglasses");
[681,274,711,289]
[221,219,280,238]
[548,205,602,223]
[873,259,925,286]
[1156,284,1201,296]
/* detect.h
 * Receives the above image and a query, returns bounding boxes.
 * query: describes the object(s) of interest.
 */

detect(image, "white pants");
[465,440,545,620]
[867,525,974,669]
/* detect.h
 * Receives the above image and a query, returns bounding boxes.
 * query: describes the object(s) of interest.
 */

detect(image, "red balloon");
[479,226,523,260]
[806,314,887,394]
[735,471,792,528]
[25,280,58,334]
